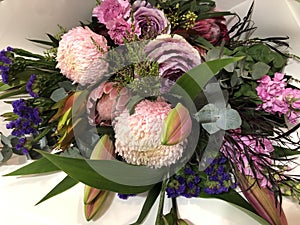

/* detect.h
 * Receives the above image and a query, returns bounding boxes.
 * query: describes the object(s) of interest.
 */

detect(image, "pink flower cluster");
[256,72,300,124]
[221,134,274,188]
[92,0,169,44]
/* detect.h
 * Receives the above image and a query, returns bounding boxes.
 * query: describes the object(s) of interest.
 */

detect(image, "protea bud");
[160,103,192,145]
[236,171,288,225]
[84,135,115,221]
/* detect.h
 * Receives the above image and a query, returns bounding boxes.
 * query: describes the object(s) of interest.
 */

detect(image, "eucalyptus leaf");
[0,133,12,147]
[216,109,242,130]
[50,87,67,102]
[0,146,13,162]
[251,62,270,80]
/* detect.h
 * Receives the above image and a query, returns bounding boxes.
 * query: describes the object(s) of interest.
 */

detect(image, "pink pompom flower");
[113,99,186,168]
[56,26,109,86]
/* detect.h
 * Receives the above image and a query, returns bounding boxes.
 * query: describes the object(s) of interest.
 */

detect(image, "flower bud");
[161,103,192,145]
[84,135,115,221]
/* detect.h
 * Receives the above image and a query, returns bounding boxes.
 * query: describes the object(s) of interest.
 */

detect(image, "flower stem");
[155,179,167,225]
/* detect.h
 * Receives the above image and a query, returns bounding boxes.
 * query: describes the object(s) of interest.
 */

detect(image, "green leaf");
[130,182,162,225]
[35,150,163,194]
[0,83,12,92]
[4,157,60,176]
[251,62,270,80]
[171,57,244,101]
[272,146,300,158]
[35,176,79,205]
[0,86,27,100]
[13,48,44,59]
[28,39,56,47]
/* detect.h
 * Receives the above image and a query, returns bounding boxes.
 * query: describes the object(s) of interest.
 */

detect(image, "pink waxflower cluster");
[221,133,274,188]
[256,72,300,124]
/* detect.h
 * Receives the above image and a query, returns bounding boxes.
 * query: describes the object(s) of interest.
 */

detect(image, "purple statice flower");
[15,137,29,155]
[203,155,236,195]
[0,46,13,84]
[6,99,42,137]
[166,165,201,198]
[117,193,136,200]
[26,74,39,98]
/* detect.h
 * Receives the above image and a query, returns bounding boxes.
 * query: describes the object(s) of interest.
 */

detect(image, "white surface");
[1,0,300,225]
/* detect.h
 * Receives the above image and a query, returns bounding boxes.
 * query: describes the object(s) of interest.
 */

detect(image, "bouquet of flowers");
[1,0,300,224]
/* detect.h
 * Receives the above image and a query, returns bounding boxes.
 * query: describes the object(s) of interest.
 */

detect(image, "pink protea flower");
[86,82,129,126]
[56,26,109,86]
[191,17,229,45]
[221,134,274,188]
[113,99,186,168]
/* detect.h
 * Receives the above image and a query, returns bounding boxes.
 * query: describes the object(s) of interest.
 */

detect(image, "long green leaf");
[35,176,79,205]
[272,146,300,158]
[37,150,161,194]
[4,157,60,176]
[171,57,244,101]
[131,182,162,225]
[0,86,26,100]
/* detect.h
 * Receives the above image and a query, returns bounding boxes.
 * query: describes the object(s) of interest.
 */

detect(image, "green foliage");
[195,103,242,134]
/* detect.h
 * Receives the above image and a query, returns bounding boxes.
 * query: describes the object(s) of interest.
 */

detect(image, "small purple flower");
[0,47,13,84]
[6,99,42,137]
[166,165,201,198]
[117,193,136,200]
[26,74,39,98]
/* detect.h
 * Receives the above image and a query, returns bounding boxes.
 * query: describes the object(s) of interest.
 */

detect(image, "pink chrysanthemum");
[113,99,186,168]
[221,134,274,188]
[56,26,109,86]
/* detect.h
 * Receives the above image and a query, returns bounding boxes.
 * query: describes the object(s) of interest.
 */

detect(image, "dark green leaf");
[35,150,161,194]
[46,33,60,47]
[130,182,162,225]
[4,157,60,176]
[35,176,79,205]
[272,146,300,158]
[13,48,44,59]
[28,39,56,47]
